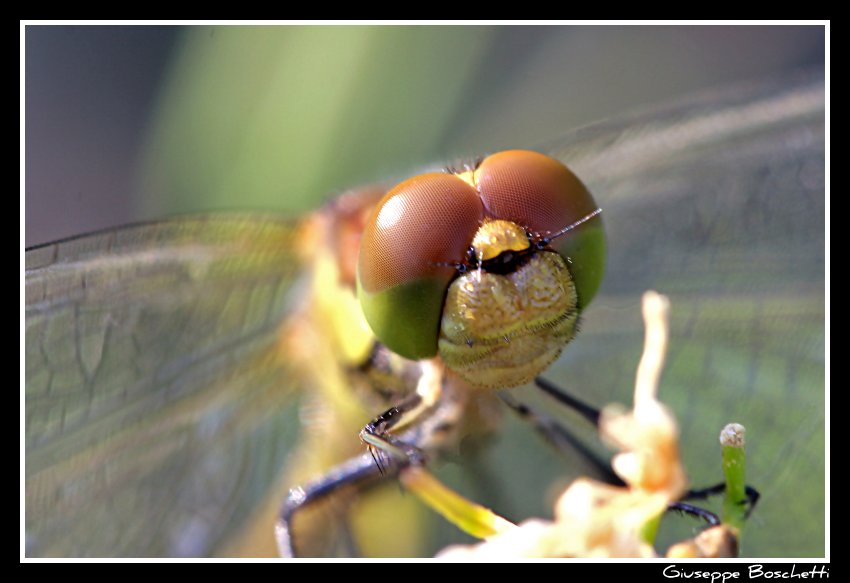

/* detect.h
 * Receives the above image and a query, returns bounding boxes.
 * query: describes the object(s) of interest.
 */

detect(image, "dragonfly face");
[357,150,604,388]
[24,74,825,558]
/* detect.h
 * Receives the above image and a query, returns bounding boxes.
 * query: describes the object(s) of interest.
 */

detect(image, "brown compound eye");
[357,173,484,360]
[476,150,599,239]
[475,150,605,309]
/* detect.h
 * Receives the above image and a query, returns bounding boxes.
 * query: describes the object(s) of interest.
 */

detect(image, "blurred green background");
[24,24,826,558]
[25,25,823,246]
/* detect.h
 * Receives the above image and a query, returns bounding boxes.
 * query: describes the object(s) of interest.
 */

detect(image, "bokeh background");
[24,24,826,558]
[25,25,824,246]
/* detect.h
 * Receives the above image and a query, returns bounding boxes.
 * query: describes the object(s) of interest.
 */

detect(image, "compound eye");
[357,173,484,360]
[476,150,605,309]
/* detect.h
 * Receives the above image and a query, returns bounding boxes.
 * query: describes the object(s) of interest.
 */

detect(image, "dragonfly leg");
[534,376,601,426]
[680,483,761,518]
[278,391,441,557]
[663,483,763,532]
[359,392,429,472]
[667,502,721,525]
[499,391,623,486]
[276,451,407,557]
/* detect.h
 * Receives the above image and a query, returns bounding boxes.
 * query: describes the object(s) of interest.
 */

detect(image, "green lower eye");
[357,276,448,360]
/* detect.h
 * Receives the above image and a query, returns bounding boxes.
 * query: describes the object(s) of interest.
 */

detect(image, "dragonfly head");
[357,150,606,388]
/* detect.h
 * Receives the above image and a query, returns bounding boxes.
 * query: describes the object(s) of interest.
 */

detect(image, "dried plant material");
[667,525,739,558]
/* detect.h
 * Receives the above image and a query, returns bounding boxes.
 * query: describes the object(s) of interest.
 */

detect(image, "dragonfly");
[24,72,826,558]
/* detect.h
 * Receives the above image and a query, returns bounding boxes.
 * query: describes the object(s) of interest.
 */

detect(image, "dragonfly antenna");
[543,208,603,245]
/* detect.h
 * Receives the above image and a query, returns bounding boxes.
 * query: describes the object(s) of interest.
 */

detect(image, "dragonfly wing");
[25,215,307,557]
[541,73,825,556]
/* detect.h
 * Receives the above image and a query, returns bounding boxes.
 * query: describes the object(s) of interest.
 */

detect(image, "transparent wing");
[539,72,825,556]
[25,215,307,557]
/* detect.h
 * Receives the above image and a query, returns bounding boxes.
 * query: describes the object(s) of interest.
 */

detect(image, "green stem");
[640,514,662,545]
[720,423,747,533]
